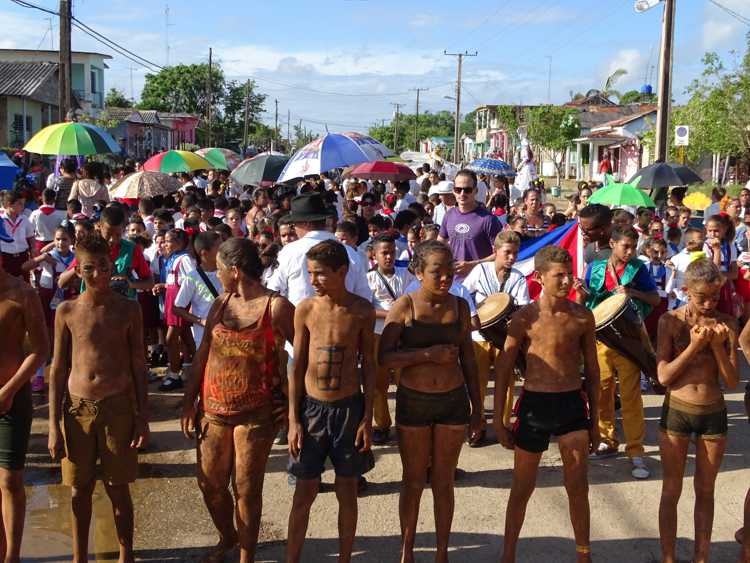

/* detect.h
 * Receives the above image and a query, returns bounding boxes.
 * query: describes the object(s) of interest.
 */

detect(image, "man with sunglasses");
[438,169,501,280]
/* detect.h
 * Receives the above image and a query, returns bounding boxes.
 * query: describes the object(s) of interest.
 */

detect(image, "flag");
[514,221,583,299]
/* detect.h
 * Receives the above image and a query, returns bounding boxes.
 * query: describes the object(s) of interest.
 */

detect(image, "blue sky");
[2,0,749,136]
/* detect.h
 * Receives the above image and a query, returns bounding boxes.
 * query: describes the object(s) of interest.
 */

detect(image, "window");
[26,115,32,134]
[90,69,98,93]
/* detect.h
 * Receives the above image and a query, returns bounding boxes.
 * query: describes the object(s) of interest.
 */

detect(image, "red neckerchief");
[2,214,23,236]
[39,204,56,216]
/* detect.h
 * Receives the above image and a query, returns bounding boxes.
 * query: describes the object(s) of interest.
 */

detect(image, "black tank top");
[399,294,462,349]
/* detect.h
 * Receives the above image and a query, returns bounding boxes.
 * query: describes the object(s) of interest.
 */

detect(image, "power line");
[709,0,750,25]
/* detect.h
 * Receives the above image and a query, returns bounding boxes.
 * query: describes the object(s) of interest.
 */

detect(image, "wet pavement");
[20,366,750,562]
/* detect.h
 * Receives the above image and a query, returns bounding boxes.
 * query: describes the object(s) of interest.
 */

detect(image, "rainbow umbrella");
[195,147,242,171]
[23,122,121,156]
[143,150,211,174]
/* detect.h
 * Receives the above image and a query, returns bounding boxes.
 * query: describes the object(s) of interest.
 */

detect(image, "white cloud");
[0,11,55,49]
[702,0,747,49]
[603,48,647,90]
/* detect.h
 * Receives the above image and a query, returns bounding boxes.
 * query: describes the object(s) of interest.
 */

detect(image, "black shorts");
[395,384,470,427]
[0,383,32,471]
[513,389,591,453]
[659,394,727,440]
[287,393,375,479]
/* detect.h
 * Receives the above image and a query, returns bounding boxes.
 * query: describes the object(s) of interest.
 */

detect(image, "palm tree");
[585,68,629,103]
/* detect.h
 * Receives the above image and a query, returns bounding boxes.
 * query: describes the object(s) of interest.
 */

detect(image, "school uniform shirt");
[462,263,530,343]
[29,206,67,242]
[393,193,416,213]
[142,215,156,237]
[166,253,196,287]
[641,259,668,298]
[267,230,372,306]
[432,202,449,227]
[666,249,696,307]
[703,240,736,273]
[367,267,416,334]
[174,268,223,346]
[38,250,75,289]
[0,213,34,254]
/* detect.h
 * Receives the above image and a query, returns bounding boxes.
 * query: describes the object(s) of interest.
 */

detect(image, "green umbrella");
[23,121,121,156]
[231,154,290,186]
[195,148,242,170]
[588,176,655,208]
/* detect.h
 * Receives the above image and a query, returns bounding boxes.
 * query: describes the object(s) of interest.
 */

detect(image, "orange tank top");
[202,293,280,416]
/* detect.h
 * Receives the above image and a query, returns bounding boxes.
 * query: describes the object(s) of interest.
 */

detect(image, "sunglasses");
[453,187,474,194]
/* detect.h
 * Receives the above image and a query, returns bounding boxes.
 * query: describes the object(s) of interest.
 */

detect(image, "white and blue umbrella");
[467,158,516,177]
[341,131,393,161]
[278,133,378,182]
[0,153,20,190]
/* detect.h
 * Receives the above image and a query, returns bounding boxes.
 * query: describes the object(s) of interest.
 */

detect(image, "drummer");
[575,226,660,480]
[462,231,530,446]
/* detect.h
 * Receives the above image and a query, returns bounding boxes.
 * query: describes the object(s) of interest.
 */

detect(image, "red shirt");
[68,240,152,280]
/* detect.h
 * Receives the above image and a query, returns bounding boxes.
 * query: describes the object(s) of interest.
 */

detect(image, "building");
[572,106,657,181]
[158,113,200,148]
[0,61,69,147]
[103,108,200,158]
[0,49,111,118]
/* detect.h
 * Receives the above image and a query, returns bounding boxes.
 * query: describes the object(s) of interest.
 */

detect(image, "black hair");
[42,188,56,204]
[218,237,264,280]
[368,215,392,230]
[193,231,221,264]
[153,208,173,224]
[306,239,349,272]
[100,205,126,227]
[206,216,223,229]
[212,223,232,240]
[214,196,228,211]
[454,169,478,188]
[335,220,358,238]
[166,228,190,250]
[411,240,452,273]
[578,204,613,226]
[60,158,77,174]
[394,210,417,232]
[139,197,156,215]
[610,226,639,242]
[371,232,397,249]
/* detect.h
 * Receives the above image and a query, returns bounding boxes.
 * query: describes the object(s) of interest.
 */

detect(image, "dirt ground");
[19,359,750,563]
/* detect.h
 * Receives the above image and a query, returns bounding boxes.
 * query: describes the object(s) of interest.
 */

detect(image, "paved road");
[20,365,750,562]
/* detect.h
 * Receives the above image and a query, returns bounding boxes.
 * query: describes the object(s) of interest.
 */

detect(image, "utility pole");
[128,66,136,103]
[274,99,279,148]
[410,87,429,151]
[242,79,251,154]
[287,109,291,150]
[58,0,72,121]
[164,3,172,67]
[444,50,477,163]
[391,103,404,152]
[545,56,552,103]
[655,0,676,162]
[206,47,212,146]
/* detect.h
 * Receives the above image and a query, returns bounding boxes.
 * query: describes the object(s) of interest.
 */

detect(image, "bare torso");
[301,294,371,402]
[57,294,138,400]
[663,307,733,405]
[515,301,592,393]
[0,278,34,385]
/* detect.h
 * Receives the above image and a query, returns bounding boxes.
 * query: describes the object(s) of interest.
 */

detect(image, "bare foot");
[202,534,238,563]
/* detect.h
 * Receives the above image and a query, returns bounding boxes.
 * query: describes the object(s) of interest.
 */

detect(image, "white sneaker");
[631,456,650,479]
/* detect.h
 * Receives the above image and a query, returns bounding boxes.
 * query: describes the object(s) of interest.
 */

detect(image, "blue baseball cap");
[0,220,13,243]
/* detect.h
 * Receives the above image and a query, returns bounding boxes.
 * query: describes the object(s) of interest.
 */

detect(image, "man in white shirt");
[267,193,371,306]
[462,230,530,445]
[393,182,416,213]
[476,174,489,206]
[429,181,455,227]
[366,234,415,444]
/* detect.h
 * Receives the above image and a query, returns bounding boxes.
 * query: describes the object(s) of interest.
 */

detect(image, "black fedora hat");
[286,193,332,223]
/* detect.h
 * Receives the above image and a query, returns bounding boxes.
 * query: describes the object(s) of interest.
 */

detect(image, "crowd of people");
[1,155,750,563]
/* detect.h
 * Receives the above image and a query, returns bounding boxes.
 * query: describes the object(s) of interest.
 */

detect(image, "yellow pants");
[373,335,399,431]
[596,341,645,458]
[473,340,514,429]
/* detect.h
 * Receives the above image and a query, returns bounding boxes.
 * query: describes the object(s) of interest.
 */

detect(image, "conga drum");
[476,293,525,372]
[592,293,658,384]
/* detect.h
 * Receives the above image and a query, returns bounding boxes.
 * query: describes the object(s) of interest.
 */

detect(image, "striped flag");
[514,221,584,299]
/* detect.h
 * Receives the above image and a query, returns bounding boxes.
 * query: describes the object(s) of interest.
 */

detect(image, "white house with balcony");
[0,49,111,118]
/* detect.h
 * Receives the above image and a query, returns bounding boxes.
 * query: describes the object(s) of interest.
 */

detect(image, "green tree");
[293,123,316,148]
[620,89,657,105]
[524,105,580,186]
[367,110,476,156]
[139,63,225,116]
[104,87,132,108]
[217,80,267,147]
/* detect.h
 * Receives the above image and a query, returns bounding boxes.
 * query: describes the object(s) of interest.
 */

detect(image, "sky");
[2,0,749,137]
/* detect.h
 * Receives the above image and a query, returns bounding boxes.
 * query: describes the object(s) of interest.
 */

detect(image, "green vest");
[80,238,137,300]
[585,258,652,320]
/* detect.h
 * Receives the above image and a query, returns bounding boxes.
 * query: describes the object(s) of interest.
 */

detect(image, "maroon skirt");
[164,284,185,328]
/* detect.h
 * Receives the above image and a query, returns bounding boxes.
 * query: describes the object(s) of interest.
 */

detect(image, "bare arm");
[288,301,311,457]
[57,267,78,289]
[458,299,482,439]
[493,311,524,448]
[711,321,739,389]
[656,315,706,386]
[581,310,601,449]
[127,302,149,448]
[355,304,376,452]
[173,305,202,326]
[48,302,71,459]
[127,273,154,292]
[271,295,295,346]
[3,289,49,405]
[739,319,750,360]
[623,286,661,308]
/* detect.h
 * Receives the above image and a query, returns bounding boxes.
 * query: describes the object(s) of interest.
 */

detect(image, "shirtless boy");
[494,245,600,563]
[656,258,738,563]
[49,234,149,563]
[286,239,376,563]
[0,225,48,563]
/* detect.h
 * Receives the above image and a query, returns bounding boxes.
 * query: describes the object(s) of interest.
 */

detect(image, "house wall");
[5,97,43,147]
[0,98,7,146]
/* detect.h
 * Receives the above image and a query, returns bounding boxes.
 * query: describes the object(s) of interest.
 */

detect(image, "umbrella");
[143,150,212,174]
[109,171,181,199]
[467,158,516,177]
[0,153,20,190]
[589,179,656,208]
[343,161,416,182]
[23,121,120,156]
[340,131,393,160]
[231,154,290,187]
[278,133,374,182]
[195,148,242,171]
[683,192,712,211]
[627,162,703,189]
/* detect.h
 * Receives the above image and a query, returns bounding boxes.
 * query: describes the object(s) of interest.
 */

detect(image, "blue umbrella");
[278,133,373,182]
[467,158,516,177]
[0,153,20,190]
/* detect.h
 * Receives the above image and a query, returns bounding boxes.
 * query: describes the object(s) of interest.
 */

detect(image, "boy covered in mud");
[494,245,600,563]
[0,223,48,562]
[48,234,149,563]
[656,258,738,563]
[286,239,376,563]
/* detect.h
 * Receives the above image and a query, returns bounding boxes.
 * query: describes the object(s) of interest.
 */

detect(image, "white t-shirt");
[394,193,416,213]
[29,206,67,242]
[462,263,530,342]
[173,268,223,345]
[0,213,34,254]
[666,250,698,306]
[476,180,489,205]
[166,253,195,286]
[367,267,416,334]
[38,249,75,289]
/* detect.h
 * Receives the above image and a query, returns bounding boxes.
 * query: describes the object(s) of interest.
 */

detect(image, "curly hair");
[411,240,452,273]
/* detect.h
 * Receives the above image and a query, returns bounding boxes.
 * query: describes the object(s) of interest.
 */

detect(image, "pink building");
[158,112,200,148]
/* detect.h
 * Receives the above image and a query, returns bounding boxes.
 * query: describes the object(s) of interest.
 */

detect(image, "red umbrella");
[343,160,416,182]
